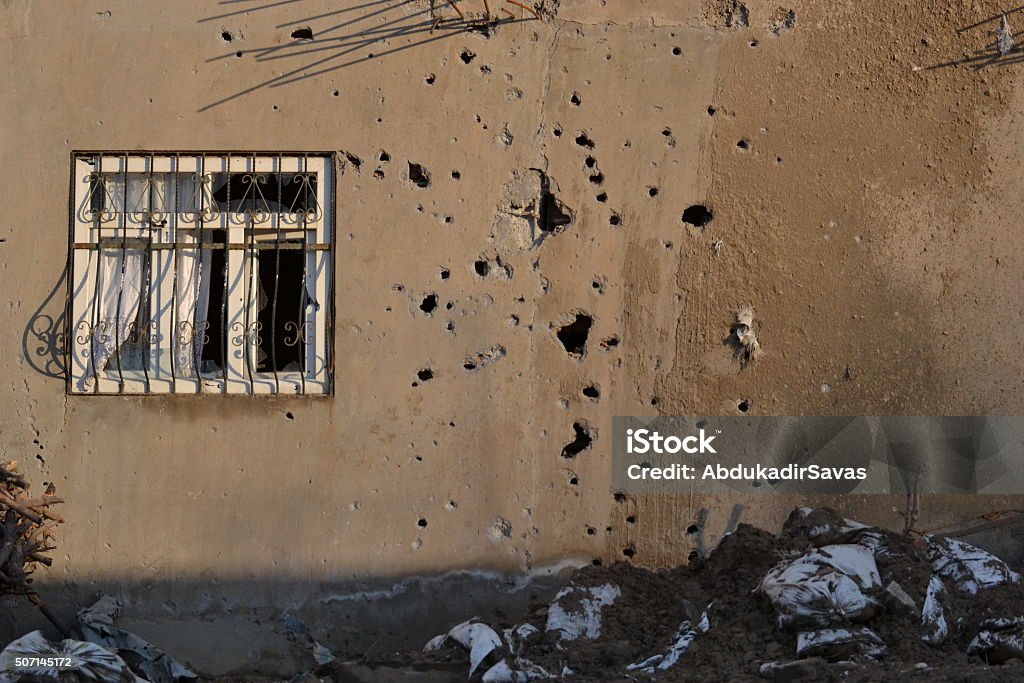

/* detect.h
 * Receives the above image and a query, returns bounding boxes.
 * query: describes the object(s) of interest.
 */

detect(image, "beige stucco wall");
[1,0,1022,668]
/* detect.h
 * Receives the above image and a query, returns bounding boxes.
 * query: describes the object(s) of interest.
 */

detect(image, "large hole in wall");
[555,312,593,358]
[561,420,594,458]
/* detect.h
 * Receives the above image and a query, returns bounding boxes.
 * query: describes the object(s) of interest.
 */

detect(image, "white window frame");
[67,152,335,395]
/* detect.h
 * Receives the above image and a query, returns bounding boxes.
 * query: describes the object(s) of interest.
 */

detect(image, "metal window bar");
[68,152,334,396]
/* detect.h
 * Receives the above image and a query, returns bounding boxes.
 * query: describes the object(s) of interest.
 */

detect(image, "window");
[67,153,335,395]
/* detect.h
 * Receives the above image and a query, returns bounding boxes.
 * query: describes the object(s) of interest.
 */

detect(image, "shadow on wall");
[22,264,67,381]
[197,0,539,112]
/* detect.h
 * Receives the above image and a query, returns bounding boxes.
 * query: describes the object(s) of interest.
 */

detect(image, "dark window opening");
[256,248,306,372]
[201,234,228,373]
[211,173,317,214]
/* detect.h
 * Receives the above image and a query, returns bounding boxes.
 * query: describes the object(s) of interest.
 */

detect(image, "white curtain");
[80,249,145,391]
[79,172,213,390]
[174,246,212,376]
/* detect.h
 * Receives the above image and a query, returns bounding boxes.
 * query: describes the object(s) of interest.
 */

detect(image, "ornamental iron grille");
[67,152,335,395]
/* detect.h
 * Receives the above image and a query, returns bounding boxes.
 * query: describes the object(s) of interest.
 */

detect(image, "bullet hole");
[439,267,450,280]
[596,192,608,203]
[393,284,406,293]
[460,49,476,64]
[749,39,759,48]
[737,139,750,151]
[586,526,596,535]
[285,412,294,420]
[446,500,458,511]
[379,150,391,163]
[707,105,717,116]
[539,172,574,236]
[417,368,434,382]
[738,398,751,413]
[445,321,455,333]
[609,212,622,227]
[463,345,507,372]
[585,156,597,168]
[570,92,582,106]
[555,312,593,358]
[420,294,439,314]
[290,26,314,42]
[373,169,384,180]
[776,156,783,164]
[574,132,595,149]
[272,105,279,111]
[553,125,563,137]
[613,493,627,504]
[221,30,234,43]
[600,335,620,350]
[687,523,700,534]
[408,162,431,188]
[664,241,673,250]
[417,517,428,528]
[681,205,714,228]
[591,277,605,294]
[344,152,362,170]
[445,301,454,310]
[688,550,701,563]
[662,127,672,137]
[648,186,659,198]
[569,475,579,486]
[235,51,243,58]
[622,544,636,558]
[650,397,660,406]
[451,170,461,181]
[561,420,594,458]
[425,73,436,85]
[473,255,512,279]
[332,89,339,97]
[589,172,604,186]
[508,314,520,327]
[582,385,600,399]
[626,515,637,524]
[673,46,682,56]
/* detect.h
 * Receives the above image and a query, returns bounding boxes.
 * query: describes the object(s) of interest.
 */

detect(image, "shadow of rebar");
[197,0,537,112]
[22,264,68,381]
[928,8,1024,71]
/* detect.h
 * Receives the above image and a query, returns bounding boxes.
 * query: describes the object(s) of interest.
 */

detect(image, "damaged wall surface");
[1,0,1023,672]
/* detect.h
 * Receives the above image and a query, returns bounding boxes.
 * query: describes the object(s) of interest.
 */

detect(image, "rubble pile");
[391,507,1024,682]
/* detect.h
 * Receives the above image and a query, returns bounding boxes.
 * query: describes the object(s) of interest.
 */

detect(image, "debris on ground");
[0,630,144,683]
[78,596,198,683]
[342,507,1024,681]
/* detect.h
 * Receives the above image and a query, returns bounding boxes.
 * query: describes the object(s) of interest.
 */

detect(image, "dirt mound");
[316,510,1024,682]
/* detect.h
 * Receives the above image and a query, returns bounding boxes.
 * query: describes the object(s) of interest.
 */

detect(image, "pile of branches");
[0,461,61,598]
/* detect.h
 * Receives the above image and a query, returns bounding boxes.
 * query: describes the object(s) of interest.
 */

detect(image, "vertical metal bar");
[243,156,255,393]
[114,155,128,392]
[196,153,206,391]
[270,154,282,394]
[327,152,337,396]
[64,153,77,395]
[141,155,154,391]
[221,156,230,391]
[170,155,179,390]
[298,153,308,394]
[88,156,103,394]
